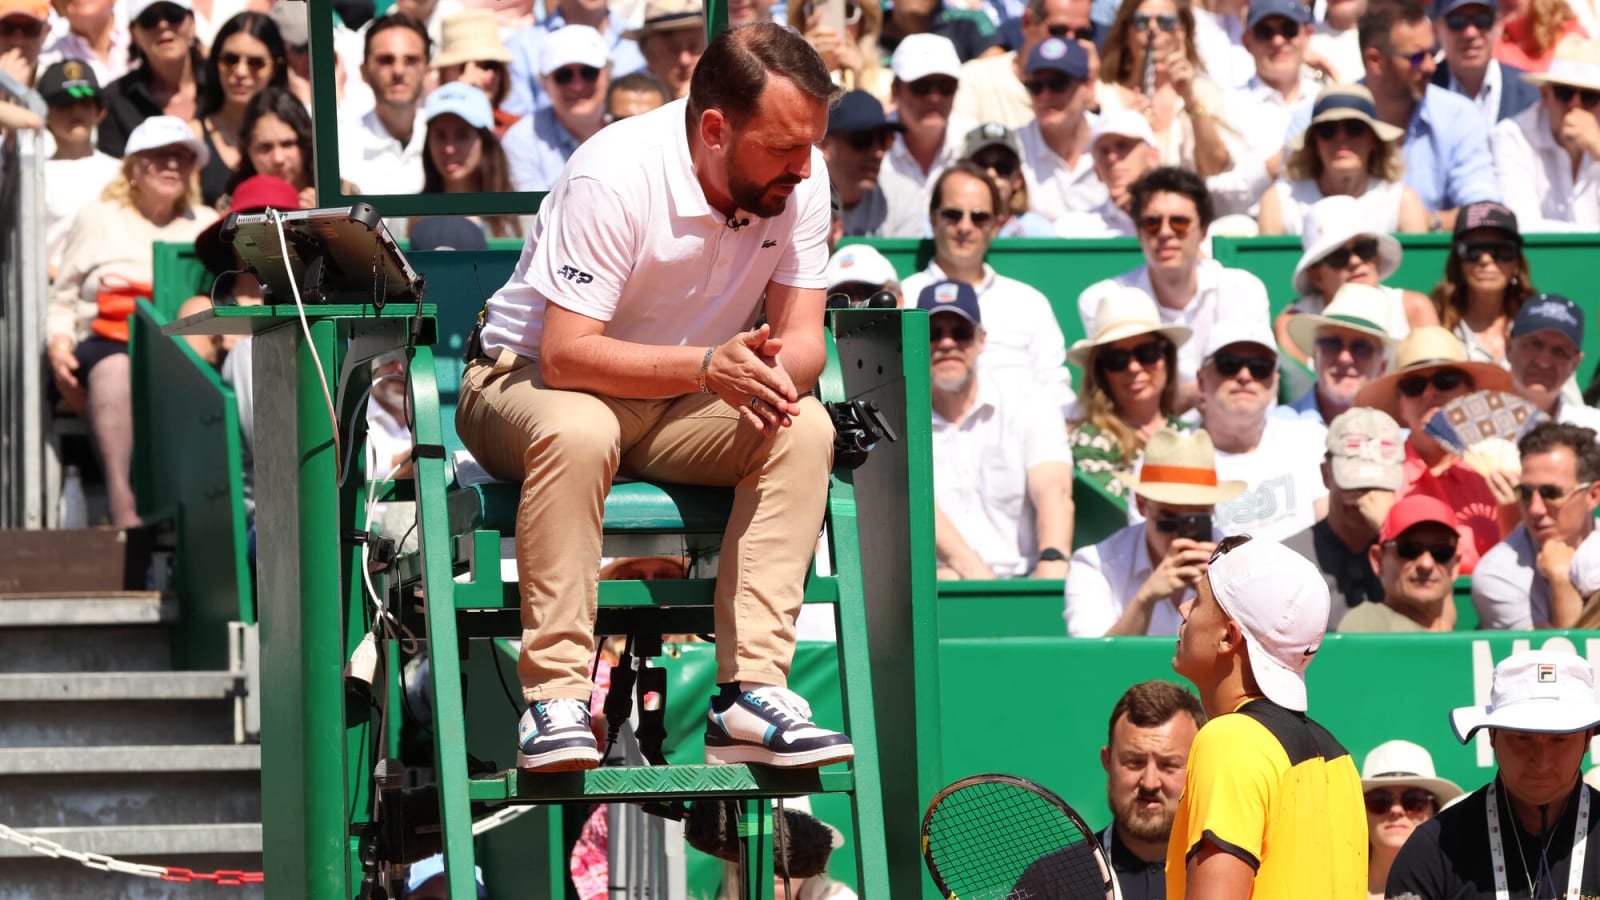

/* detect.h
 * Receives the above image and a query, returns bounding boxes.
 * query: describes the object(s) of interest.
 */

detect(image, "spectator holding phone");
[1065,429,1243,637]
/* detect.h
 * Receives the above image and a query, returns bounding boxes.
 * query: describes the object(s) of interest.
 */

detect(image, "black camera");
[1156,512,1212,541]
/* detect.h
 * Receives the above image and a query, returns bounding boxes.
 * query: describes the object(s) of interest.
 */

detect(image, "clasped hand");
[705,323,802,437]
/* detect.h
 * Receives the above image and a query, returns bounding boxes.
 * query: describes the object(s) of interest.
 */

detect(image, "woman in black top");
[191,12,286,206]
[98,0,206,157]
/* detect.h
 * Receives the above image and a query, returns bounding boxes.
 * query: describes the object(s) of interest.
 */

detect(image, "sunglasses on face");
[1137,214,1194,237]
[930,321,977,343]
[1454,239,1519,262]
[1096,339,1168,373]
[552,65,601,85]
[1047,23,1096,40]
[844,128,894,152]
[1210,353,1275,380]
[1365,788,1435,816]
[1133,12,1180,32]
[1251,18,1300,41]
[1313,119,1370,141]
[937,207,995,227]
[1318,237,1379,269]
[907,77,958,98]
[1397,367,1469,397]
[1552,83,1600,106]
[1443,8,1495,31]
[0,16,43,38]
[219,51,270,72]
[1314,334,1379,361]
[1024,73,1082,96]
[1389,47,1438,69]
[1516,481,1593,504]
[971,153,1019,177]
[1387,538,1458,564]
[134,4,189,29]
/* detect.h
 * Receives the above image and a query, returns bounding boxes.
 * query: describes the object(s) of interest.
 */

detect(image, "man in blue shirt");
[503,24,611,192]
[502,0,645,117]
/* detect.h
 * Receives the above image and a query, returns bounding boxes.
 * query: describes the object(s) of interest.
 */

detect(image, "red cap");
[1378,494,1457,544]
[196,176,302,274]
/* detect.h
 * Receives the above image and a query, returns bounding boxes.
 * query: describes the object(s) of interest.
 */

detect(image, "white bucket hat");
[1360,739,1464,807]
[1292,195,1402,297]
[1205,537,1331,712]
[1124,429,1246,506]
[1066,287,1192,368]
[1451,650,1600,742]
[1285,282,1398,360]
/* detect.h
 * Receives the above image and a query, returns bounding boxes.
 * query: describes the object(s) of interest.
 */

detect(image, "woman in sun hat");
[1429,200,1540,367]
[433,9,518,136]
[1360,740,1463,900]
[1260,84,1430,237]
[1275,195,1437,363]
[1491,39,1600,232]
[45,114,218,528]
[1067,286,1194,505]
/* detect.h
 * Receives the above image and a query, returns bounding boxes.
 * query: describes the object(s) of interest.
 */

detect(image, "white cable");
[271,207,343,482]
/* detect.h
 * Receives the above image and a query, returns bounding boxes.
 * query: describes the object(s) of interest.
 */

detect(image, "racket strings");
[928,782,1108,900]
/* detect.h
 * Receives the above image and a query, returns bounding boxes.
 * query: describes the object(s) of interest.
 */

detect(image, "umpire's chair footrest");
[468,764,857,806]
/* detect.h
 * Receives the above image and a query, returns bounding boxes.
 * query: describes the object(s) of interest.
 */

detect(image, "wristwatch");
[1038,547,1067,562]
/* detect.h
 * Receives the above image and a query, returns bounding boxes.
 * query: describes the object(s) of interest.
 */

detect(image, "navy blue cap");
[828,90,905,135]
[1511,294,1584,349]
[917,279,982,326]
[1432,0,1495,19]
[1024,37,1090,79]
[1246,0,1312,30]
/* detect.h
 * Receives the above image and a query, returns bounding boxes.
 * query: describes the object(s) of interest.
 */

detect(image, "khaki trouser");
[456,349,835,702]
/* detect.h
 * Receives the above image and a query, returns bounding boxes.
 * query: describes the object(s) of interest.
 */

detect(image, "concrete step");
[0,823,262,858]
[1,854,264,900]
[0,671,242,702]
[0,770,261,828]
[0,700,236,748]
[0,592,172,627]
[0,626,174,673]
[0,744,259,775]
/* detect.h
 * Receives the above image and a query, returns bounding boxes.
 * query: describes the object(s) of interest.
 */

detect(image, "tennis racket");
[921,774,1122,900]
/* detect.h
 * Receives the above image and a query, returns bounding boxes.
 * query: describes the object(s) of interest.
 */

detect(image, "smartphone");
[806,0,848,37]
[1172,512,1211,541]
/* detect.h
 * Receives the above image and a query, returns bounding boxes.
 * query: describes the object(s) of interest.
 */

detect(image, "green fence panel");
[938,580,1064,638]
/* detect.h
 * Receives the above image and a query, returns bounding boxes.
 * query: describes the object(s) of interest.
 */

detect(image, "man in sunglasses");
[1430,0,1537,132]
[1489,43,1600,231]
[502,0,647,118]
[1168,535,1366,899]
[926,279,1076,581]
[819,89,907,237]
[503,24,612,192]
[1387,650,1600,900]
[1281,283,1396,425]
[1066,429,1242,638]
[1014,35,1105,222]
[1472,422,1600,631]
[1217,0,1319,170]
[1340,0,1499,230]
[1506,294,1600,431]
[0,0,46,86]
[953,0,1098,130]
[879,33,978,237]
[1338,493,1460,631]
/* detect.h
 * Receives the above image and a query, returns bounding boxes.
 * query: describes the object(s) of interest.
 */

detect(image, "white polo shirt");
[480,99,830,361]
[933,371,1074,579]
[1217,71,1320,166]
[877,112,978,238]
[1490,103,1600,232]
[1017,116,1108,223]
[1076,258,1272,389]
[1208,416,1329,542]
[1065,520,1224,637]
[903,261,1075,415]
[338,107,427,195]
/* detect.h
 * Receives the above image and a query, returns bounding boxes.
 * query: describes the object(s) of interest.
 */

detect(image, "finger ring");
[750,396,761,409]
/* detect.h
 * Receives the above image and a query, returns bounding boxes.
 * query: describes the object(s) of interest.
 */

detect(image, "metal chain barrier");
[0,823,264,885]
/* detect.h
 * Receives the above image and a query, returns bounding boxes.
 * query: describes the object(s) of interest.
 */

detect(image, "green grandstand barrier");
[129,301,254,668]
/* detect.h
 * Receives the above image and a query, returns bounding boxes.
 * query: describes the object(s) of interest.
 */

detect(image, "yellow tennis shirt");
[1166,698,1367,899]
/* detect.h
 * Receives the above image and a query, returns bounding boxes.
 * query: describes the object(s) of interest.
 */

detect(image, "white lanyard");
[1487,779,1590,900]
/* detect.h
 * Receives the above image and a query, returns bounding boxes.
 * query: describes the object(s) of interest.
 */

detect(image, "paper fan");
[1422,390,1546,474]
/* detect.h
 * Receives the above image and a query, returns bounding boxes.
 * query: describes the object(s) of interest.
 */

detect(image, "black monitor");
[221,202,423,310]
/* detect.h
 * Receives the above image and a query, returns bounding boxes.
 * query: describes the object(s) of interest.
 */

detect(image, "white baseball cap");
[825,245,898,291]
[1205,537,1330,712]
[128,0,191,26]
[540,24,609,77]
[123,114,209,167]
[892,33,961,83]
[1090,108,1156,148]
[1201,319,1280,363]
[1452,650,1600,742]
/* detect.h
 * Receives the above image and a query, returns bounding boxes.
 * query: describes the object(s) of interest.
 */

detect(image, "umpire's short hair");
[1106,681,1207,746]
[1129,166,1215,230]
[688,22,840,130]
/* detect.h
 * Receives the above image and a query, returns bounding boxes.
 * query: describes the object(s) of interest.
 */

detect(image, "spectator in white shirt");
[878,33,977,237]
[821,89,902,237]
[1310,0,1367,82]
[901,161,1076,414]
[1064,429,1242,636]
[1015,35,1106,221]
[954,0,1098,129]
[1259,83,1431,235]
[1218,0,1320,170]
[927,279,1076,581]
[1491,42,1600,231]
[1077,165,1272,410]
[1280,282,1398,425]
[960,122,1058,236]
[1197,319,1332,540]
[1054,107,1153,236]
[1431,0,1540,131]
[39,60,120,280]
[340,14,430,194]
[1505,293,1600,431]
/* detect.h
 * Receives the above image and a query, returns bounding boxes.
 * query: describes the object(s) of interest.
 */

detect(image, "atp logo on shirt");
[558,265,594,285]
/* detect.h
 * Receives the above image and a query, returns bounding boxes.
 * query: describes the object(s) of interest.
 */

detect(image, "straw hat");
[432,9,512,69]
[1291,195,1402,297]
[1522,38,1600,92]
[622,0,705,40]
[1352,326,1514,417]
[1359,740,1464,808]
[1290,84,1403,151]
[1125,430,1247,506]
[1285,282,1397,359]
[1066,286,1192,369]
